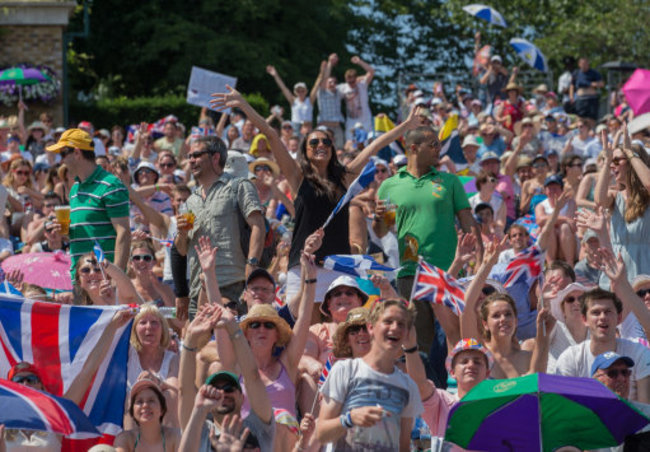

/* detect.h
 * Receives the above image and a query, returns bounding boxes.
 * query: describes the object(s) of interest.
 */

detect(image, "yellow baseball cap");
[46,128,94,153]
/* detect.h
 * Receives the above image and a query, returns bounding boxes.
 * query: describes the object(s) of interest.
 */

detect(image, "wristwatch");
[246,257,259,267]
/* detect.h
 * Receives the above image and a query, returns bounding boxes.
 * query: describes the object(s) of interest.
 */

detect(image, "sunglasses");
[376,167,388,174]
[533,162,548,168]
[132,254,153,262]
[14,170,30,176]
[487,177,497,183]
[604,368,632,379]
[254,165,271,172]
[330,289,358,298]
[187,150,211,160]
[212,382,237,393]
[636,288,650,298]
[347,324,367,336]
[569,163,583,168]
[249,321,276,330]
[563,296,578,304]
[12,374,41,385]
[308,137,332,147]
[224,301,239,311]
[60,147,75,158]
[611,157,627,166]
[482,286,496,296]
[282,125,293,130]
[79,266,102,274]
[159,162,175,168]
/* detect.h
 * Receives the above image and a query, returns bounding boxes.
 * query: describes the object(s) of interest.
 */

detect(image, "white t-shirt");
[320,357,423,452]
[291,97,313,124]
[555,339,650,401]
[338,80,372,133]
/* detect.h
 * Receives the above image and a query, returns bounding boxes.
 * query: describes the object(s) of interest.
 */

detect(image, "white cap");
[462,135,480,148]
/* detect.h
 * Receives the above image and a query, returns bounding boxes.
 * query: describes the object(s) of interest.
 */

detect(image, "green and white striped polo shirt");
[69,165,129,274]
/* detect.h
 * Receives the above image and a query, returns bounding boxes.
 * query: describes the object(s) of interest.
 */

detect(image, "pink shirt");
[496,174,515,219]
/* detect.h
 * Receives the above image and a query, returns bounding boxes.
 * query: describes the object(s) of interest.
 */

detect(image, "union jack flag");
[0,297,131,450]
[190,126,216,141]
[273,285,286,308]
[502,244,544,288]
[410,259,465,315]
[318,354,334,387]
[0,378,100,438]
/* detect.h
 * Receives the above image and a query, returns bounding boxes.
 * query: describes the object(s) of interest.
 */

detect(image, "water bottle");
[158,307,176,319]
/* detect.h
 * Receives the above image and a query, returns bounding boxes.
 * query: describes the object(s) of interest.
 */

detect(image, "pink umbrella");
[623,69,650,115]
[1,251,72,291]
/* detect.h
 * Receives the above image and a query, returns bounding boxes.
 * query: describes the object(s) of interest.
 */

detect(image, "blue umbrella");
[462,4,507,27]
[510,38,549,72]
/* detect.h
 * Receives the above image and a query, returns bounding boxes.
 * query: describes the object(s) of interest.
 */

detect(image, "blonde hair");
[3,158,33,189]
[130,304,170,351]
[368,299,415,328]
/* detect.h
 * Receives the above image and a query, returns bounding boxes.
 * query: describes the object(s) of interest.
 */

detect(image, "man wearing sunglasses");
[174,136,264,320]
[46,128,130,277]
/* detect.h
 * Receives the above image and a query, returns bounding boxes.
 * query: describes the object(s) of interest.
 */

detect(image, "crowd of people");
[1,47,650,452]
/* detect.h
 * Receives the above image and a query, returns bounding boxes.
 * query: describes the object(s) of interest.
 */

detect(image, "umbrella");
[459,175,477,198]
[445,373,649,452]
[0,378,100,438]
[462,4,507,27]
[0,67,52,102]
[623,69,650,115]
[509,38,548,73]
[2,251,72,291]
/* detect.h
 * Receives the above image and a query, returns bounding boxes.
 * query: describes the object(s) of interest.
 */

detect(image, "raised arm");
[266,65,295,105]
[310,61,326,105]
[536,191,568,252]
[285,250,316,371]
[128,185,170,234]
[594,128,617,208]
[345,107,421,179]
[622,124,650,193]
[194,236,222,305]
[104,260,143,305]
[352,55,375,85]
[64,309,134,405]
[460,238,504,342]
[178,304,221,429]
[211,86,302,193]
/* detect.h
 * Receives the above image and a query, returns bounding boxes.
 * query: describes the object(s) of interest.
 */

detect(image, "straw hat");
[240,304,292,347]
[248,157,280,177]
[332,307,369,358]
[514,117,541,136]
[504,82,524,94]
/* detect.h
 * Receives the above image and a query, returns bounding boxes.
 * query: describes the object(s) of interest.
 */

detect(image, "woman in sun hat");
[495,82,525,132]
[332,307,371,359]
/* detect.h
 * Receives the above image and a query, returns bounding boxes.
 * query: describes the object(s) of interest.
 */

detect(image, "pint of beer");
[55,206,71,235]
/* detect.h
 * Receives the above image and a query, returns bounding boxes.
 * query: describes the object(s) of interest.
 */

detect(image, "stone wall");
[0,1,75,126]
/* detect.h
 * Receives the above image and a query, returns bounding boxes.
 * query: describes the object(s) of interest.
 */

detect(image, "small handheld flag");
[322,160,376,229]
[410,258,465,315]
[93,241,108,281]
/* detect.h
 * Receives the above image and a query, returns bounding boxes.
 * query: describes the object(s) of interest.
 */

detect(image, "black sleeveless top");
[288,177,350,268]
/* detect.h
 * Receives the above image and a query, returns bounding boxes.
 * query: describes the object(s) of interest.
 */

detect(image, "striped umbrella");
[462,4,507,27]
[0,67,51,86]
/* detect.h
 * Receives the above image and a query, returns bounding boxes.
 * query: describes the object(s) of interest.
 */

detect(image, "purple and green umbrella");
[0,67,51,86]
[445,373,649,452]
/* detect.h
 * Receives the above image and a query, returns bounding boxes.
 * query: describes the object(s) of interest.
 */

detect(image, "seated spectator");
[129,240,174,307]
[573,229,602,285]
[534,175,577,264]
[331,307,371,359]
[469,171,506,235]
[73,252,141,306]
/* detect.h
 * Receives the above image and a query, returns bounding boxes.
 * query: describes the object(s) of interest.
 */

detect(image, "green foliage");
[69,92,268,129]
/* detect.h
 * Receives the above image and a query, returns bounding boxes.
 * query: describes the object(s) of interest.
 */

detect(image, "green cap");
[205,370,241,391]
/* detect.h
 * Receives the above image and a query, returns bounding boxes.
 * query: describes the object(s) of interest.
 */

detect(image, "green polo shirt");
[69,165,129,275]
[377,166,470,277]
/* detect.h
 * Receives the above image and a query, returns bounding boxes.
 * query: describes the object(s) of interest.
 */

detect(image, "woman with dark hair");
[114,376,181,452]
[560,153,583,196]
[211,86,421,301]
[74,252,141,306]
[595,128,650,288]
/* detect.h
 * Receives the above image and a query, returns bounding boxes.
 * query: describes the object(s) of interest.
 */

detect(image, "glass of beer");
[383,203,397,226]
[54,206,71,235]
[178,203,195,231]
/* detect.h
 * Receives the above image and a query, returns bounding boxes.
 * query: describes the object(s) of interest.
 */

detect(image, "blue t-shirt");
[478,136,506,157]
[572,69,602,90]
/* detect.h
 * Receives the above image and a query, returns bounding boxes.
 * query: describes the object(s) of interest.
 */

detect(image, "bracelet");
[229,329,244,340]
[155,183,159,192]
[181,342,198,352]
[340,411,353,428]
[304,278,317,284]
[402,344,418,354]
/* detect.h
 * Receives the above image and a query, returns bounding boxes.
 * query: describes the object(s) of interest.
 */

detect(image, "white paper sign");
[186,66,237,111]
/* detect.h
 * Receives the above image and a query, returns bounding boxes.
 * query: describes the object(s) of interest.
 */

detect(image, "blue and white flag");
[322,160,376,228]
[323,254,397,278]
[93,241,105,263]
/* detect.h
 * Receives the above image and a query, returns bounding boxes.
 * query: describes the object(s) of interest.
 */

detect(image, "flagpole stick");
[309,389,320,415]
[408,256,423,306]
[539,293,546,337]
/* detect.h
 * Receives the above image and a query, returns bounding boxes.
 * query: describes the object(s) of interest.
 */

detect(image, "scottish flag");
[93,241,105,263]
[323,254,397,278]
[322,160,376,228]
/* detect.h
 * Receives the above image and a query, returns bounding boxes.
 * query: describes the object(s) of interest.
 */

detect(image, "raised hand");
[575,206,606,232]
[300,249,318,280]
[110,307,135,329]
[351,55,361,65]
[303,228,324,254]
[195,384,224,410]
[212,414,250,452]
[405,105,423,128]
[195,236,218,273]
[210,85,247,112]
[265,65,277,77]
[184,303,221,349]
[6,269,24,291]
[597,247,627,285]
[455,232,477,265]
[328,53,339,65]
[554,190,571,212]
